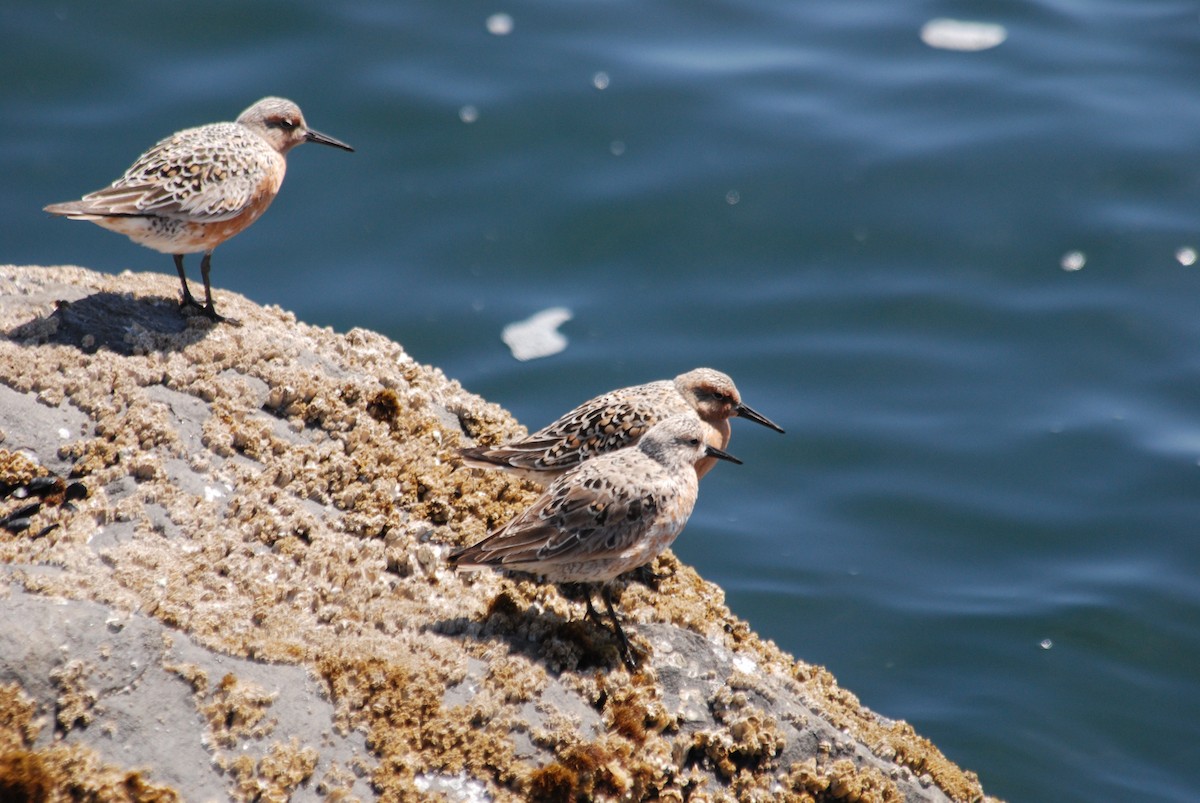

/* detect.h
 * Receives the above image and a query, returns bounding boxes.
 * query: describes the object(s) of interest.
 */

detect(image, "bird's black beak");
[736,402,784,434]
[305,128,354,152]
[705,445,742,465]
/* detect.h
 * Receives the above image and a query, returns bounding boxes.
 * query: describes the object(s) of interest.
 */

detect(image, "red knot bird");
[460,367,782,482]
[449,414,742,669]
[44,97,353,323]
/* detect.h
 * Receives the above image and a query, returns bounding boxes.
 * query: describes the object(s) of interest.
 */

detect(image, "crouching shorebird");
[44,97,353,323]
[460,367,783,482]
[449,414,742,669]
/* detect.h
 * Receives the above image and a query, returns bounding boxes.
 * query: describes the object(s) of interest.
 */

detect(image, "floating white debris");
[486,12,513,36]
[610,139,626,156]
[593,71,610,90]
[459,105,479,124]
[501,307,572,361]
[1060,250,1086,272]
[921,18,1007,52]
[725,189,740,205]
[1175,246,1197,266]
[1039,638,1053,650]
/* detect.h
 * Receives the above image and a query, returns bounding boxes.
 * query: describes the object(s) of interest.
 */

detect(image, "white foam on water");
[501,307,573,361]
[486,12,513,36]
[921,18,1007,52]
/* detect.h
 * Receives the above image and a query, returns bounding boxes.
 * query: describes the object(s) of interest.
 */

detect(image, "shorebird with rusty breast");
[44,97,353,323]
[460,367,784,483]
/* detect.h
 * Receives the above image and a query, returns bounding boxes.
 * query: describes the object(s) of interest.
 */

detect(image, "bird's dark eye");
[688,437,701,446]
[271,118,298,131]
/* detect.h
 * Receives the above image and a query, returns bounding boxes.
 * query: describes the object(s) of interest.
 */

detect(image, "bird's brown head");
[237,97,354,156]
[675,368,742,422]
[674,367,784,433]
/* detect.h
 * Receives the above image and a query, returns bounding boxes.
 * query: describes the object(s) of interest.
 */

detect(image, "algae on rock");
[0,265,995,802]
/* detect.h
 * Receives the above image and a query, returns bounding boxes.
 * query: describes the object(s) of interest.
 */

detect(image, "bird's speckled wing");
[77,124,277,222]
[452,458,664,570]
[462,384,679,474]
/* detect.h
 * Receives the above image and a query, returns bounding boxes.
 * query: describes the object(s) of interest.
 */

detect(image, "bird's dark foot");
[202,303,241,327]
[179,291,204,312]
[180,299,241,327]
[616,636,642,672]
[581,602,638,669]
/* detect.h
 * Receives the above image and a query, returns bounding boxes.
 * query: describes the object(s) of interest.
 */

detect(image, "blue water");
[5,2,1200,800]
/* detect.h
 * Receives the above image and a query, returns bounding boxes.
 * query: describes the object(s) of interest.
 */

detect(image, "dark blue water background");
[4,3,1200,800]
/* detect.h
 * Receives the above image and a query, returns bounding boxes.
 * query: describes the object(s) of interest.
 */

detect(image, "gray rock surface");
[0,583,374,800]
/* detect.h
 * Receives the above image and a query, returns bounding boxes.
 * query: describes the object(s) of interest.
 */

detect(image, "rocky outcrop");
[0,265,995,802]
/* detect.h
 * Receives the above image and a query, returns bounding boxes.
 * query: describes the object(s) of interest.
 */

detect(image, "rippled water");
[5,2,1200,800]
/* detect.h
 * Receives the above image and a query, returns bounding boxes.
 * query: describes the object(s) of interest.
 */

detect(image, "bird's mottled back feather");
[460,380,684,477]
[72,124,280,222]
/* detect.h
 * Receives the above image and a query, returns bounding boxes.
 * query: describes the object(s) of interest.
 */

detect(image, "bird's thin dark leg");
[601,585,637,670]
[173,254,202,309]
[199,252,218,319]
[198,251,239,325]
[584,589,606,627]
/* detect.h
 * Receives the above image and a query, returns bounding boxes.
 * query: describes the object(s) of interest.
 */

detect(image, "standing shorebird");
[44,97,353,322]
[459,367,783,482]
[449,414,742,669]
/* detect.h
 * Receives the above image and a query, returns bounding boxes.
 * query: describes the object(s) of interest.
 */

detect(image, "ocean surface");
[4,2,1200,800]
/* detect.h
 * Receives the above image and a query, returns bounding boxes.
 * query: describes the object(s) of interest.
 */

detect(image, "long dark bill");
[705,445,742,465]
[305,128,355,152]
[735,402,785,434]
